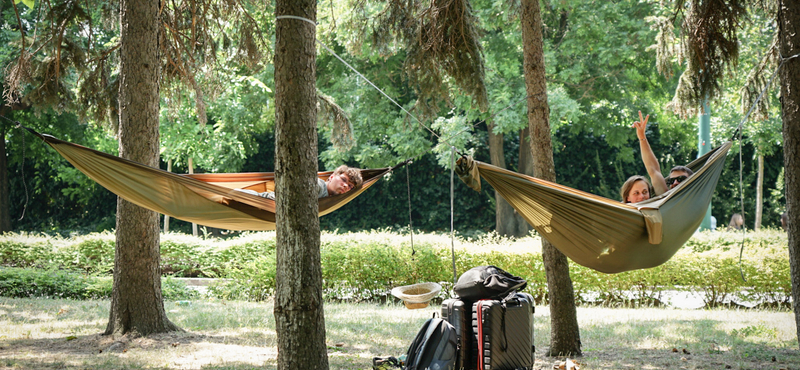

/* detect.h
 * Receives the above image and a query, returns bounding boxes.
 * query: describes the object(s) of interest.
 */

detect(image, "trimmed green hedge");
[1,229,791,307]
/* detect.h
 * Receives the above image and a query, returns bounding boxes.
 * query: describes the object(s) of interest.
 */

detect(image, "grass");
[0,297,797,369]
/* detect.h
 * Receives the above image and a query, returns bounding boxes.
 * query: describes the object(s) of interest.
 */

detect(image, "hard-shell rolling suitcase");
[472,293,535,370]
[441,298,476,370]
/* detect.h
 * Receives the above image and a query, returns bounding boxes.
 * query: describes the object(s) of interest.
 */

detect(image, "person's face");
[627,180,650,203]
[666,170,690,189]
[327,173,355,195]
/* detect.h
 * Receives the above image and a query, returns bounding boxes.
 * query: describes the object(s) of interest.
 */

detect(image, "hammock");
[456,141,732,273]
[26,128,394,231]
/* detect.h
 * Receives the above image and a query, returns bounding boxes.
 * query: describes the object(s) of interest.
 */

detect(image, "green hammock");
[455,141,732,273]
[28,129,393,231]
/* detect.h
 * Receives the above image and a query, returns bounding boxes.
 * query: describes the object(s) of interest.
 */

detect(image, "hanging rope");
[450,146,457,285]
[0,115,29,221]
[276,14,533,161]
[730,51,800,282]
[406,163,415,256]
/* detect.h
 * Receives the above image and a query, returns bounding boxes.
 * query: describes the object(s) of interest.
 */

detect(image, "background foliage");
[1,0,786,234]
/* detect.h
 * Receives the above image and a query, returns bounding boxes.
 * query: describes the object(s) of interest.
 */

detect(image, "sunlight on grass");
[0,297,797,369]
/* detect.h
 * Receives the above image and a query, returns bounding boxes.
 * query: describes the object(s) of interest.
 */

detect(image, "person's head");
[326,165,363,195]
[665,166,694,189]
[621,175,653,204]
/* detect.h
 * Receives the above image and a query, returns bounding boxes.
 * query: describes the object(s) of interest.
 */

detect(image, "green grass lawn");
[0,297,796,369]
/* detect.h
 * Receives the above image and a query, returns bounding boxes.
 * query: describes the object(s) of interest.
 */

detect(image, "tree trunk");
[779,0,800,349]
[755,154,763,231]
[521,0,581,357]
[489,121,531,237]
[274,2,328,370]
[0,123,10,233]
[105,0,179,337]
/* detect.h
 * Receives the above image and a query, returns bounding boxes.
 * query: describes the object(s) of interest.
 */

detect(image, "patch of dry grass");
[0,297,796,369]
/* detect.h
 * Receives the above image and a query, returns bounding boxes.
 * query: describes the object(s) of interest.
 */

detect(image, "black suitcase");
[472,293,535,370]
[441,297,476,370]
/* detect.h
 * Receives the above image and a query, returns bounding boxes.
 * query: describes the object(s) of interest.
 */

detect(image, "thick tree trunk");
[521,0,581,356]
[489,121,531,237]
[274,2,328,370]
[0,123,10,232]
[755,154,763,231]
[779,0,800,349]
[105,0,179,337]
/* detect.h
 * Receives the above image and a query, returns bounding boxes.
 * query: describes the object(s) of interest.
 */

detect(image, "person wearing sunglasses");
[236,165,363,200]
[632,111,694,196]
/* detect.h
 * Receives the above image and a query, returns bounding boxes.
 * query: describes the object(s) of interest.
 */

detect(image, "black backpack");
[404,317,457,370]
[453,265,527,301]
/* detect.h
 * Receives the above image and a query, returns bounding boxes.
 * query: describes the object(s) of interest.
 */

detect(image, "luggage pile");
[403,265,535,370]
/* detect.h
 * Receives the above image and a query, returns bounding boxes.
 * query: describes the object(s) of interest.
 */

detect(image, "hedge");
[1,229,791,307]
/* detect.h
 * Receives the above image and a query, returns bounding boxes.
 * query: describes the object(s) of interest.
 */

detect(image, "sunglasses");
[666,175,688,187]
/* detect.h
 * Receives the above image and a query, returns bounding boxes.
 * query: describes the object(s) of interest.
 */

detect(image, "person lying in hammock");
[236,165,363,200]
[620,175,653,203]
[633,111,695,196]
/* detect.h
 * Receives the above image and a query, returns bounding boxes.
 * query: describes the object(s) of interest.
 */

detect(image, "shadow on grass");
[541,314,799,370]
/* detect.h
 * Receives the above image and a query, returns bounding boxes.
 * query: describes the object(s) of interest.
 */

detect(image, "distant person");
[236,165,363,200]
[620,175,653,204]
[727,213,744,231]
[781,212,788,231]
[633,111,695,196]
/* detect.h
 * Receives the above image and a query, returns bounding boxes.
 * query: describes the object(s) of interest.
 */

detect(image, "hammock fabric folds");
[456,141,732,273]
[31,131,392,231]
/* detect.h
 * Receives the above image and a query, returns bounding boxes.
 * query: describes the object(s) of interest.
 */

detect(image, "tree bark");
[521,0,581,356]
[755,154,763,231]
[274,2,328,370]
[779,0,800,349]
[489,121,531,237]
[105,0,179,337]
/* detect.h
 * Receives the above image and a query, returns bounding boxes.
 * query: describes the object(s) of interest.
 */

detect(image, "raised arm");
[633,111,668,195]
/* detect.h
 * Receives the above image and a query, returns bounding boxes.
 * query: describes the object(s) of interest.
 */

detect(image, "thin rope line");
[279,14,533,159]
[406,164,415,256]
[732,51,800,282]
[275,15,317,27]
[732,51,800,139]
[314,39,439,139]
[450,147,457,285]
[1,115,29,221]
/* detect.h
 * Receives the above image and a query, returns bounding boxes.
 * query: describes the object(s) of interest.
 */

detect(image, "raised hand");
[632,110,650,140]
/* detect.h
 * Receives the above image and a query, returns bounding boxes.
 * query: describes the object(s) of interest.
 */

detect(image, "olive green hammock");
[455,141,732,273]
[25,128,396,231]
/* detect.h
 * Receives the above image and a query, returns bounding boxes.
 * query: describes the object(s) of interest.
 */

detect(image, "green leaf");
[17,0,35,9]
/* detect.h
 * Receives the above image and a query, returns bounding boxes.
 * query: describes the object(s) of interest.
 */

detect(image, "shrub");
[0,267,197,300]
[0,229,791,307]
[0,267,93,299]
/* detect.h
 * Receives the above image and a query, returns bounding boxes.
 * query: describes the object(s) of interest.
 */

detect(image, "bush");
[0,267,197,300]
[0,229,791,307]
[0,267,95,299]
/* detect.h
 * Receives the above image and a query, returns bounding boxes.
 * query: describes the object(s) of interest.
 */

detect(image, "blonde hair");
[620,175,652,203]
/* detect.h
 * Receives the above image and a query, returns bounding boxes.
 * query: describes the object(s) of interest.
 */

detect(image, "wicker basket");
[391,282,442,309]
